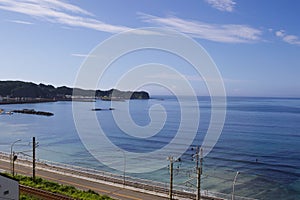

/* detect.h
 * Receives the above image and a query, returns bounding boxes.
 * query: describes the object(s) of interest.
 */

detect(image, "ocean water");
[0,96,299,199]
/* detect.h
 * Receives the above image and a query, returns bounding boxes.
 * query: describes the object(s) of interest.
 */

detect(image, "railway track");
[0,151,224,200]
[20,185,74,200]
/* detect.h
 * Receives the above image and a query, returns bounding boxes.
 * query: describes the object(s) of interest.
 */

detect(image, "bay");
[0,96,299,199]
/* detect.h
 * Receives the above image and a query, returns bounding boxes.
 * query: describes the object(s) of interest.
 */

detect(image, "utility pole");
[196,147,199,169]
[167,156,174,200]
[196,147,203,200]
[32,137,36,182]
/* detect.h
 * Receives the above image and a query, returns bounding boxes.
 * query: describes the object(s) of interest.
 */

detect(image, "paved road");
[0,159,171,200]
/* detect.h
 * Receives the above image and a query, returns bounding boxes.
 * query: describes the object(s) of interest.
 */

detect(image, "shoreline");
[0,97,150,105]
[0,99,57,105]
[0,151,221,200]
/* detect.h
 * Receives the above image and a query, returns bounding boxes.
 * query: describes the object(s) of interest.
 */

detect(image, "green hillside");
[0,81,149,100]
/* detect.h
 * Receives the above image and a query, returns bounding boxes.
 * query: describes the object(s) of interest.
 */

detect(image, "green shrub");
[1,173,114,200]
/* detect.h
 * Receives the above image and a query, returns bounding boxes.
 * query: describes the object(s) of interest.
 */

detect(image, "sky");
[0,0,299,97]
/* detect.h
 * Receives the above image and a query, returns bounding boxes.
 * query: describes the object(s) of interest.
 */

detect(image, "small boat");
[91,108,115,111]
[91,108,102,111]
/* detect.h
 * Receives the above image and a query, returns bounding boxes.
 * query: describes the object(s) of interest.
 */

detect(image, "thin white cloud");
[283,35,300,45]
[0,0,130,33]
[140,13,262,43]
[39,0,94,16]
[71,53,95,58]
[6,19,33,25]
[205,0,236,12]
[276,30,300,45]
[275,30,285,37]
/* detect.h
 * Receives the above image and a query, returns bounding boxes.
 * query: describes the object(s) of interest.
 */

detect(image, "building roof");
[0,173,19,182]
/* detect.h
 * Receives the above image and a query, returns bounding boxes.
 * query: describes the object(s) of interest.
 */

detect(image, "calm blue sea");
[0,96,299,199]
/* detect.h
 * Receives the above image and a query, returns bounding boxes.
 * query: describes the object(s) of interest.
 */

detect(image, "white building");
[0,174,19,200]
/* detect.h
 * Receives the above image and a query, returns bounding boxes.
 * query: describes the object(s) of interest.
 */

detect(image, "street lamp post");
[12,152,18,176]
[10,139,21,175]
[117,149,126,186]
[232,171,240,200]
[122,151,126,186]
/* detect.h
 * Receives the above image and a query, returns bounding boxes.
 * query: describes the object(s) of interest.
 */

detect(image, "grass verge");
[2,173,114,200]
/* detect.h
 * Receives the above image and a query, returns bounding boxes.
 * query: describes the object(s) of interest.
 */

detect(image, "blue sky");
[0,0,299,97]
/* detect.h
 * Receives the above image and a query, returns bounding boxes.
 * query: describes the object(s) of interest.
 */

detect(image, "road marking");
[0,162,142,200]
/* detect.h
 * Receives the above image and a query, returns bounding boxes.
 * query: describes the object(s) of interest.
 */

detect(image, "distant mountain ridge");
[0,81,149,100]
